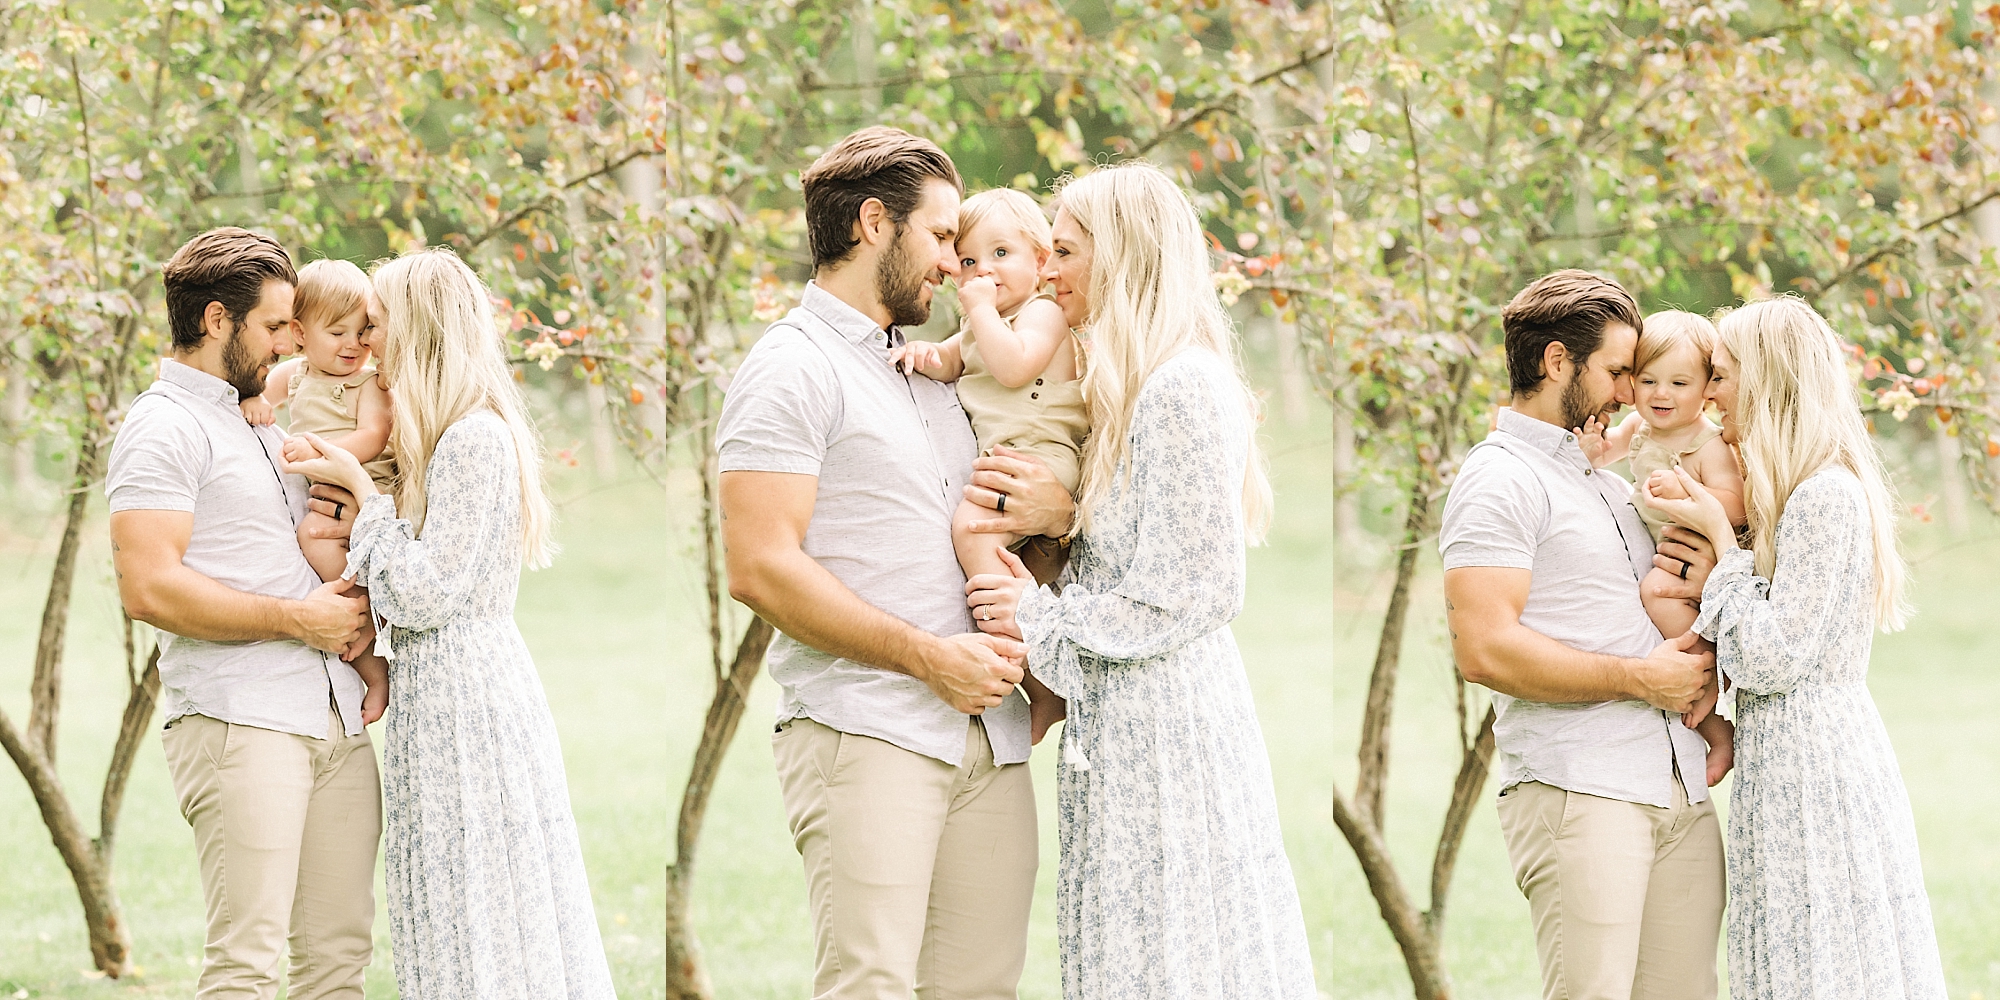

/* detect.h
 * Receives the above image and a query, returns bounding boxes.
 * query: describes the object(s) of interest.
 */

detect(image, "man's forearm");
[123,564,301,643]
[1458,622,1640,704]
[731,547,937,677]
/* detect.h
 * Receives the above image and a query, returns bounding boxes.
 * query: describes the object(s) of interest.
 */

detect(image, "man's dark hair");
[800,126,963,272]
[162,227,297,351]
[1500,269,1643,395]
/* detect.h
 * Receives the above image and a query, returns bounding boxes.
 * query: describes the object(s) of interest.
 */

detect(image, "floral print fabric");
[1694,467,1945,1000]
[1015,350,1316,999]
[347,411,616,1000]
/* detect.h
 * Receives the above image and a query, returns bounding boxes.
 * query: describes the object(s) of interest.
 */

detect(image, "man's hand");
[1628,630,1714,714]
[917,632,1025,715]
[966,447,1075,538]
[305,483,360,540]
[1651,524,1718,601]
[287,579,370,655]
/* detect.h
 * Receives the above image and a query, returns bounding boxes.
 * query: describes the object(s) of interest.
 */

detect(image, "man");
[717,127,1069,999]
[109,228,378,999]
[1442,269,1727,1000]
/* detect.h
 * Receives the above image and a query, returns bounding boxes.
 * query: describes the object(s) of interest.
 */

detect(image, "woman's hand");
[966,547,1034,641]
[1643,467,1734,548]
[282,432,378,499]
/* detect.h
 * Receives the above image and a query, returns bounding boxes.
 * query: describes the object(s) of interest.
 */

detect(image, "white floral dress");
[1693,467,1946,1000]
[347,411,616,1000]
[1015,350,1317,999]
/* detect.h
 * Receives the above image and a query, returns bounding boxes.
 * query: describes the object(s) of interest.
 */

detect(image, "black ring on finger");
[333,501,345,521]
[1677,558,1690,580]
[996,493,1006,514]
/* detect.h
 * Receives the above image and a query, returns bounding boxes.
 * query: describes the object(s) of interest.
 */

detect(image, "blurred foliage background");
[2,0,1997,997]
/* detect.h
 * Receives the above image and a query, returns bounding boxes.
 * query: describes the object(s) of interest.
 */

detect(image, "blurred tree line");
[2,0,1994,995]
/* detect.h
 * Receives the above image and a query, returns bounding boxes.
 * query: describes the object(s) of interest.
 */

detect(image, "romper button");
[1031,392,1039,399]
[1035,378,1044,386]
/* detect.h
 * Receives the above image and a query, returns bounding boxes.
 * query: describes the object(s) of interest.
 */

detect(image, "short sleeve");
[1439,448,1546,571]
[106,395,207,513]
[715,328,842,476]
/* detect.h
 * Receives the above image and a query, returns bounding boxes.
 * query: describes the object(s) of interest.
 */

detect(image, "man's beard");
[1558,366,1611,431]
[876,226,933,329]
[220,321,271,399]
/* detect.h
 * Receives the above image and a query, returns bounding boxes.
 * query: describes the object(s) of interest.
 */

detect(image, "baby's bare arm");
[1689,435,1747,528]
[325,377,392,464]
[972,298,1070,388]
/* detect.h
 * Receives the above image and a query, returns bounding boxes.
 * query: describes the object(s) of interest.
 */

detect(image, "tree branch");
[455,149,659,251]
[1810,189,2000,302]
[1426,704,1496,935]
[1133,44,1338,157]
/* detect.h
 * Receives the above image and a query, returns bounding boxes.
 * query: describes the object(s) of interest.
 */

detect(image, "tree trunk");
[1354,486,1430,826]
[1331,478,1498,999]
[29,437,99,766]
[662,616,776,1000]
[1332,392,1361,546]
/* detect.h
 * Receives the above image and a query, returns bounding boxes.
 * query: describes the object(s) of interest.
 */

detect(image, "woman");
[1645,296,1945,1000]
[968,162,1316,998]
[285,248,616,999]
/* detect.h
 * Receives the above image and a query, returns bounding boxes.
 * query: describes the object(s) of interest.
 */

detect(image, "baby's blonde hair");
[958,188,1053,257]
[294,259,371,331]
[1635,309,1718,379]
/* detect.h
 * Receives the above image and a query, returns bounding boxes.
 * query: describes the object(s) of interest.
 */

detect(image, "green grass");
[3,404,1996,999]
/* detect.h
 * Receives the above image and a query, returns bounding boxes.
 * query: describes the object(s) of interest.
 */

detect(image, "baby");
[889,188,1088,744]
[1581,310,1744,785]
[241,259,394,724]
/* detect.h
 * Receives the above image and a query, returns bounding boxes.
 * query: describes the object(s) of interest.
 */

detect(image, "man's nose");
[937,254,962,279]
[1614,374,1634,406]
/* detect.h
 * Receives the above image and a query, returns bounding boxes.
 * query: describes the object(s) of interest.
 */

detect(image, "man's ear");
[1541,340,1571,385]
[200,300,232,344]
[852,197,891,250]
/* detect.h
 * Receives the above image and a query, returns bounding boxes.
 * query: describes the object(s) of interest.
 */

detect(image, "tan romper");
[288,366,398,493]
[1627,419,1722,540]
[952,293,1089,492]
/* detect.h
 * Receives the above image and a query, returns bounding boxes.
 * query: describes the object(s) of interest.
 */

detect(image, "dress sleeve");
[1015,358,1245,692]
[1692,472,1863,696]
[345,415,511,633]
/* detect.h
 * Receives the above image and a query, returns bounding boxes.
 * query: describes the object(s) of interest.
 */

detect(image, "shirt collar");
[1495,407,1592,471]
[801,281,905,349]
[159,357,242,408]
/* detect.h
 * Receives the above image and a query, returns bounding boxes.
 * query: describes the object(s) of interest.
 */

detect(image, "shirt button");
[1035,378,1044,386]
[1031,392,1040,399]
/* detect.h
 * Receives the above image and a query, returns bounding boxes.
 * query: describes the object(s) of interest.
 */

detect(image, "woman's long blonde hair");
[1719,296,1906,629]
[1053,162,1272,542]
[372,247,555,569]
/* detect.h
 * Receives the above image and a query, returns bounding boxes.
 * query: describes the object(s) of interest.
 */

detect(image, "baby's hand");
[958,275,999,314]
[1647,467,1691,502]
[889,340,944,376]
[241,397,275,426]
[1574,415,1610,466]
[282,435,324,464]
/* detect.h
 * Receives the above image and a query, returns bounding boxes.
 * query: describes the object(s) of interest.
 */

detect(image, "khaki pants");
[774,717,1038,1000]
[1497,779,1724,1000]
[162,708,381,1000]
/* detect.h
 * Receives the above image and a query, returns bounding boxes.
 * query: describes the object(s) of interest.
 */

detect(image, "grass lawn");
[2,403,1995,998]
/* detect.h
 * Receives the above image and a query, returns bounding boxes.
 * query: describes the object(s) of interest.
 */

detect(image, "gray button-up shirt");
[106,359,365,738]
[716,283,1031,767]
[1440,408,1708,806]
